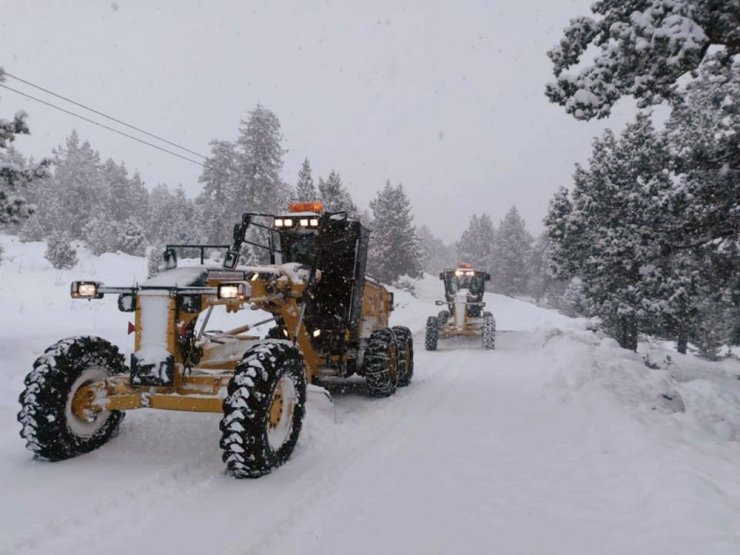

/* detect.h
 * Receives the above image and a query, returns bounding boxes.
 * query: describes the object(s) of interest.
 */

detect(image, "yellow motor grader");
[425,263,495,350]
[18,202,413,478]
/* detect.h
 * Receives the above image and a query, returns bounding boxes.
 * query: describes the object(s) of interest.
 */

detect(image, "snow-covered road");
[2,237,740,554]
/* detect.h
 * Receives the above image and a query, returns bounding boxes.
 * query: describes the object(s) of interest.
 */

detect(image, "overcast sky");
[0,0,637,242]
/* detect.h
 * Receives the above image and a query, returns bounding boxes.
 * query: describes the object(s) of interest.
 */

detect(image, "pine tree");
[294,158,317,201]
[493,206,533,296]
[147,185,196,246]
[82,217,117,255]
[318,171,358,216]
[418,225,457,274]
[236,104,287,214]
[197,140,238,243]
[147,245,164,278]
[545,114,674,350]
[457,213,495,272]
[117,217,146,256]
[45,234,78,269]
[547,0,740,120]
[39,131,108,239]
[367,181,424,283]
[0,69,50,227]
[18,213,46,242]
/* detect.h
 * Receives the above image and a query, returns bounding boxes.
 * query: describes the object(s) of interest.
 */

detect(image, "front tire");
[364,328,399,397]
[18,336,126,461]
[437,310,450,329]
[220,342,307,478]
[425,316,439,351]
[482,312,496,350]
[392,326,414,387]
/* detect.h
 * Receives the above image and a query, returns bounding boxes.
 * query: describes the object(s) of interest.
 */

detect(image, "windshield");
[282,231,318,265]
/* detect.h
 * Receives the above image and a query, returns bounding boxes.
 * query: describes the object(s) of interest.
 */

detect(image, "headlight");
[217,282,251,301]
[274,218,285,227]
[71,281,103,299]
[455,270,463,276]
[299,218,309,226]
[312,329,321,337]
[309,218,319,227]
[283,218,294,227]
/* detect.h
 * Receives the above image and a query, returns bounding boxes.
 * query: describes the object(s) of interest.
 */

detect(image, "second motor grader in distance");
[425,263,495,350]
[18,202,413,478]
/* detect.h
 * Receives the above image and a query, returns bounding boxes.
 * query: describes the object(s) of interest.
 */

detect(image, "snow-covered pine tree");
[527,231,564,304]
[561,276,585,317]
[102,159,148,226]
[545,114,674,350]
[45,234,78,269]
[367,181,423,283]
[318,171,358,217]
[493,206,533,297]
[0,68,50,228]
[147,185,196,247]
[294,158,317,201]
[418,225,457,274]
[117,217,146,256]
[18,213,45,242]
[456,213,495,274]
[39,131,108,239]
[236,104,288,215]
[197,140,238,244]
[147,245,164,278]
[546,0,740,120]
[82,217,117,255]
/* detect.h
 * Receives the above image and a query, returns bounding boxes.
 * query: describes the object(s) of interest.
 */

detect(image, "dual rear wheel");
[364,326,413,396]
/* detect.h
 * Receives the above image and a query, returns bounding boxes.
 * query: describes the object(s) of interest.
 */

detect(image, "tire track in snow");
[229,343,469,554]
[2,439,220,555]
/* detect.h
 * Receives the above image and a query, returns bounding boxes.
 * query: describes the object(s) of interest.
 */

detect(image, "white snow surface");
[2,234,740,554]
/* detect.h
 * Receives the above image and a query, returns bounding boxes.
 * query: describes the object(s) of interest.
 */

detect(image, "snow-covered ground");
[2,234,740,554]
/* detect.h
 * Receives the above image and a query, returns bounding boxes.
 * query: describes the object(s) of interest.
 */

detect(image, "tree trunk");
[677,326,688,355]
[617,316,639,351]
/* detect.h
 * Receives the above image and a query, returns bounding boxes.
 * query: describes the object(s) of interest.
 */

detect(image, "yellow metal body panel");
[71,266,394,419]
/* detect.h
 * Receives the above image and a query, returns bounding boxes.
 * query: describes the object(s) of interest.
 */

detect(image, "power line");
[3,71,207,159]
[0,83,204,167]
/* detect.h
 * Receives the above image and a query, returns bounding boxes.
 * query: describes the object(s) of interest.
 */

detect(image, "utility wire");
[0,83,204,167]
[3,71,206,159]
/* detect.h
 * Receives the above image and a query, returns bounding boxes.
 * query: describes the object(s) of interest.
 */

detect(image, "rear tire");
[392,326,414,387]
[220,342,307,478]
[364,328,399,397]
[18,336,127,461]
[482,312,496,350]
[425,316,439,351]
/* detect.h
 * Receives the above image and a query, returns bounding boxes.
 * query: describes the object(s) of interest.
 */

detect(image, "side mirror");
[163,248,177,270]
[117,293,136,312]
[434,300,445,306]
[223,250,240,270]
[485,273,491,281]
[233,223,242,242]
[438,272,445,280]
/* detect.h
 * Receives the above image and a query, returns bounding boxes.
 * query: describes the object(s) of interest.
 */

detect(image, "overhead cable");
[0,83,204,167]
[3,71,206,159]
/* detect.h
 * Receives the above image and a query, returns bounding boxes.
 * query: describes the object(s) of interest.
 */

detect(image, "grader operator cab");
[425,263,496,350]
[18,201,413,478]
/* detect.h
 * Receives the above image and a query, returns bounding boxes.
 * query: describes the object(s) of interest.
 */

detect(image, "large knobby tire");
[18,336,127,461]
[482,312,496,350]
[220,341,307,478]
[425,316,439,351]
[392,326,414,387]
[437,310,450,329]
[364,328,399,397]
